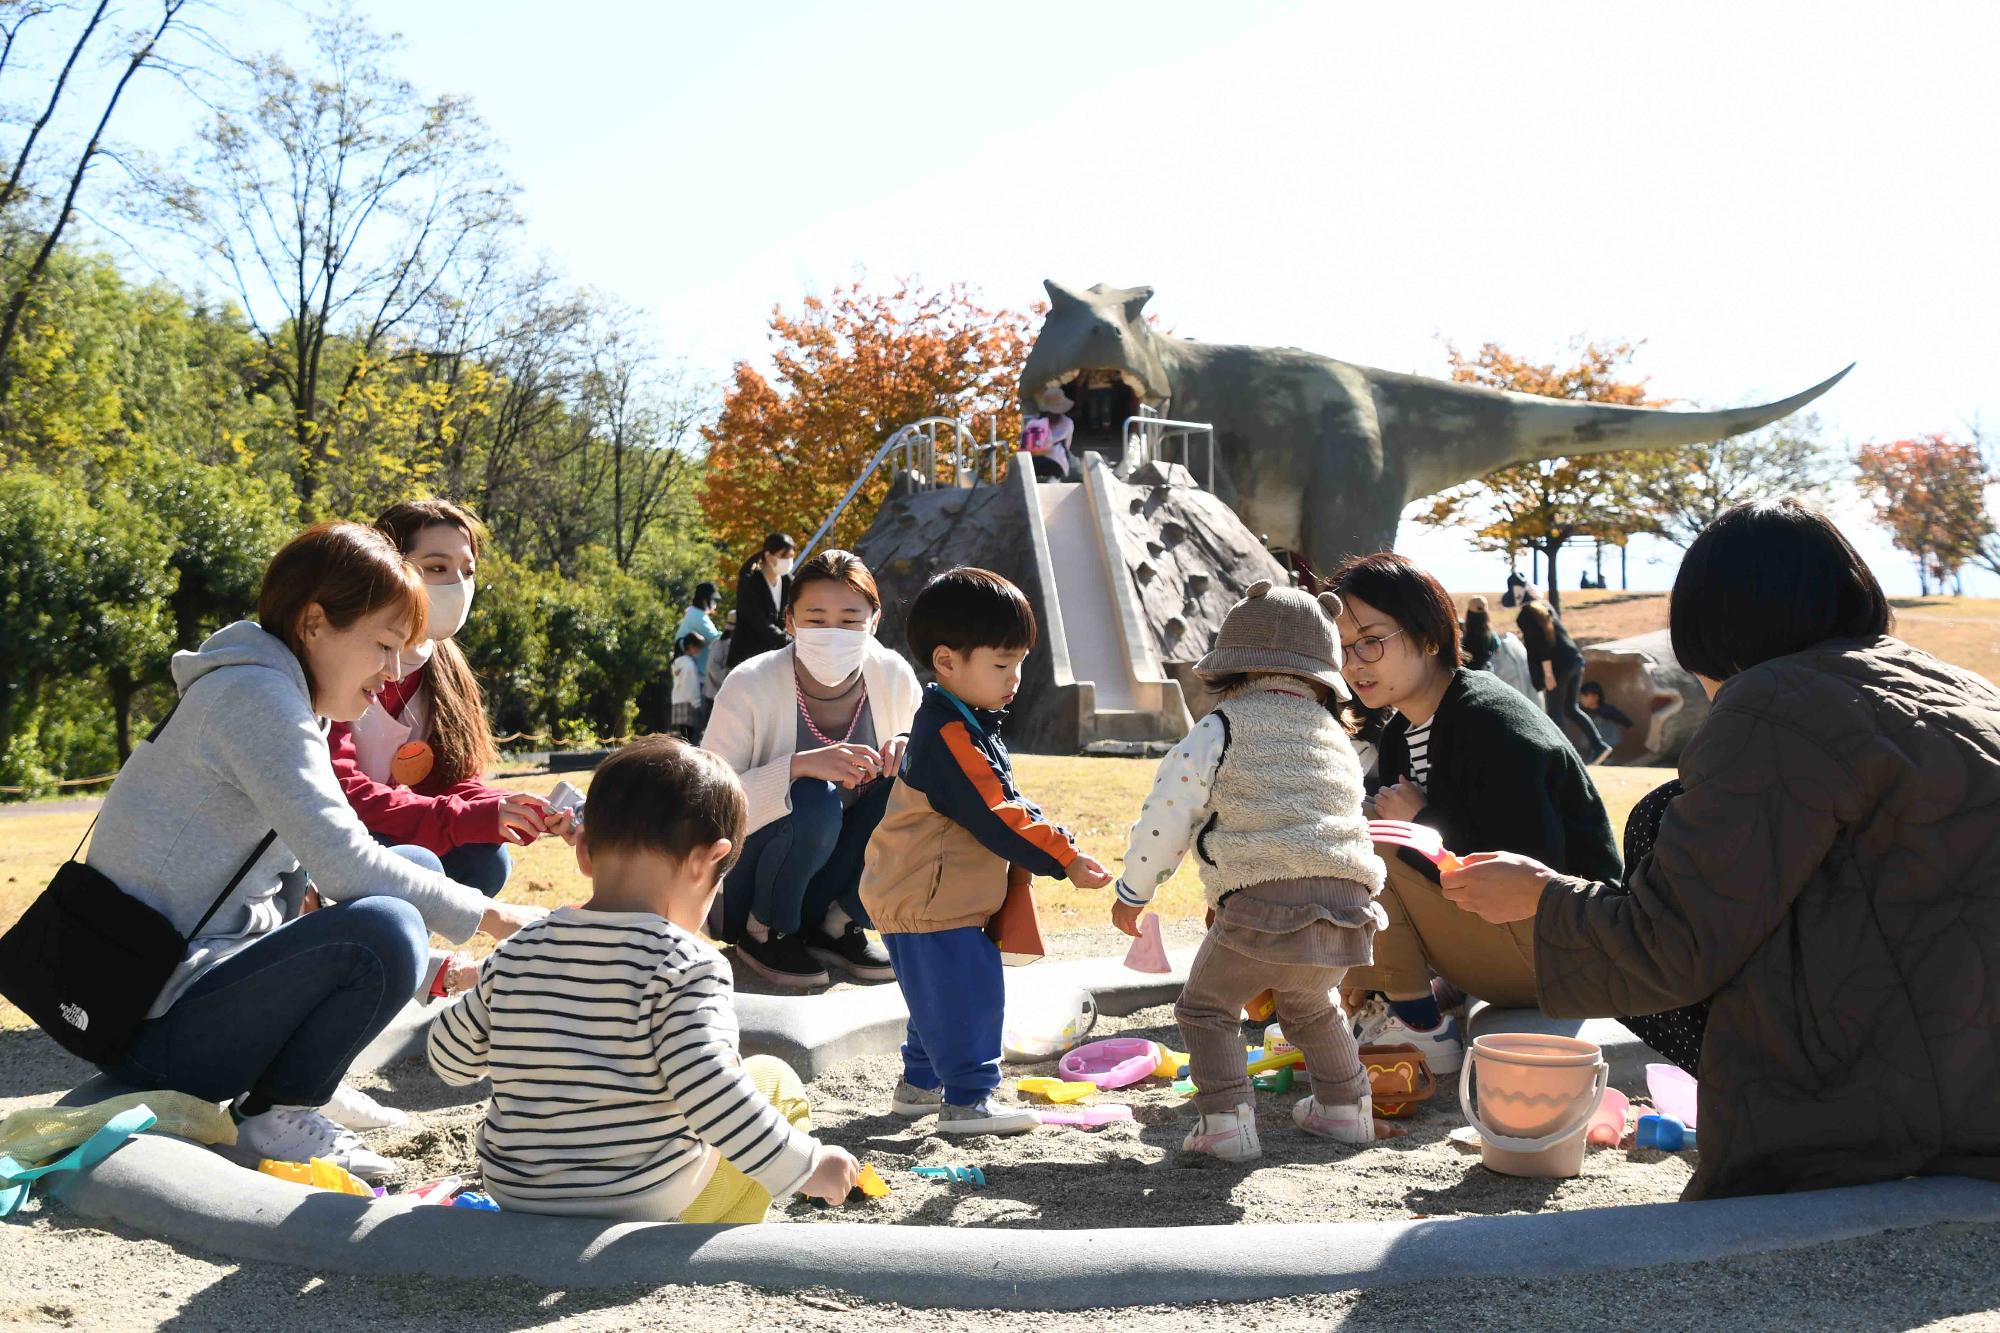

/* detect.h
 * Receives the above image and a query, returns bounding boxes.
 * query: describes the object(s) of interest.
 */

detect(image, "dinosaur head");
[1021,281,1175,448]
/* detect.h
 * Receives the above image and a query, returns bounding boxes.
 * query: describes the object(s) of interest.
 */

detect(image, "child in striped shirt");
[427,736,858,1221]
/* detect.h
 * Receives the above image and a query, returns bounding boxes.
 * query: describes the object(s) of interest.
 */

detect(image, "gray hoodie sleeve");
[202,671,489,944]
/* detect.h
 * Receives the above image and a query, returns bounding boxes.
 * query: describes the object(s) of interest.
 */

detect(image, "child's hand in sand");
[801,1145,860,1204]
[1110,898,1145,938]
[1066,854,1112,888]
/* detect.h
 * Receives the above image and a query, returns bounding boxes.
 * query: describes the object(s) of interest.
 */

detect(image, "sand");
[4,937,1999,1329]
[365,1000,1694,1228]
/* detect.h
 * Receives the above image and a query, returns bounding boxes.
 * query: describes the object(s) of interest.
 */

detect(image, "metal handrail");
[797,416,997,563]
[1120,414,1217,490]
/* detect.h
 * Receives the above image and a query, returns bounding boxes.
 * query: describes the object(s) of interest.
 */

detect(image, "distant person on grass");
[81,522,538,1183]
[674,581,723,682]
[428,737,860,1221]
[670,633,704,739]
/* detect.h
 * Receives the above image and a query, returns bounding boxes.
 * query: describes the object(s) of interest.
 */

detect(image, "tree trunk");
[1620,543,1629,590]
[109,666,135,761]
[1545,541,1563,614]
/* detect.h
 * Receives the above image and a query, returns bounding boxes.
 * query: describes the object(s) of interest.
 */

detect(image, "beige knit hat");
[1194,579,1351,700]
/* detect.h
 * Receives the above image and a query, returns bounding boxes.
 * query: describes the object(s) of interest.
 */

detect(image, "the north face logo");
[60,1002,88,1031]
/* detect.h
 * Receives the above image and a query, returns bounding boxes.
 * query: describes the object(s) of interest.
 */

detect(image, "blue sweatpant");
[880,927,1004,1106]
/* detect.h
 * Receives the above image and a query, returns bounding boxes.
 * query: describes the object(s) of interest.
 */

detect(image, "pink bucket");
[1459,1033,1609,1179]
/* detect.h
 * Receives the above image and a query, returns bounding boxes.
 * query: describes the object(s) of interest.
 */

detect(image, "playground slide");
[1021,452,1190,745]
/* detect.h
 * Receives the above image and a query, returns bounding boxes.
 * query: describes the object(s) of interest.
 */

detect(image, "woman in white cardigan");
[702,550,921,988]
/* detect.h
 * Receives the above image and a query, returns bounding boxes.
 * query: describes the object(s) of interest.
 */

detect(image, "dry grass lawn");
[0,758,1671,1030]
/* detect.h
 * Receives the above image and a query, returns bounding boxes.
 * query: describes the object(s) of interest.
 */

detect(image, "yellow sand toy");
[1152,1045,1191,1080]
[855,1163,891,1198]
[1246,1046,1306,1076]
[1017,1076,1100,1104]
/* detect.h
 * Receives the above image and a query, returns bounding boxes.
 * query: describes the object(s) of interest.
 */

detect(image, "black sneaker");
[807,921,896,983]
[733,931,830,988]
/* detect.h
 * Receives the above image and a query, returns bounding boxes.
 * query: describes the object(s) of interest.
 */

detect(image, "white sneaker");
[322,1083,409,1132]
[1351,996,1466,1075]
[935,1097,1039,1136]
[236,1104,401,1184]
[1183,1102,1261,1162]
[890,1080,944,1120]
[1293,1093,1378,1145]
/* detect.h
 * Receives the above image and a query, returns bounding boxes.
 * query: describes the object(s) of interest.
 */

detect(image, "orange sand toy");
[855,1164,891,1198]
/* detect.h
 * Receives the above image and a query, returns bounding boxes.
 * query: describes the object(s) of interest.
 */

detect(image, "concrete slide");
[1020,453,1190,746]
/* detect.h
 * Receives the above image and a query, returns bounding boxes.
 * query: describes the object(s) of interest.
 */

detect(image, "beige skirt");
[1207,876,1386,970]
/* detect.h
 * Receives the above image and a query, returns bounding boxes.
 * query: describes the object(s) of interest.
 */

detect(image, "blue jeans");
[370,833,512,897]
[881,927,1005,1105]
[104,852,433,1108]
[720,778,891,939]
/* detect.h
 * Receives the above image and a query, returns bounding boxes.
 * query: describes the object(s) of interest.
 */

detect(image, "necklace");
[796,676,869,746]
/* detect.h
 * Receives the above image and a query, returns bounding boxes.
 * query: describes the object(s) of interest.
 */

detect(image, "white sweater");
[700,639,923,837]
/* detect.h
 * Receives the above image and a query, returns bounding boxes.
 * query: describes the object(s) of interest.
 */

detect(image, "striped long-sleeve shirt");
[426,907,818,1218]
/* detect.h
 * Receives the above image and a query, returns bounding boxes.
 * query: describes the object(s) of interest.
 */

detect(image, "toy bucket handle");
[1457,1053,1610,1156]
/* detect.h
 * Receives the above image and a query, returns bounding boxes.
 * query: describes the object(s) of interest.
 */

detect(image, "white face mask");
[426,578,475,639]
[395,638,436,680]
[793,626,872,687]
[770,556,794,580]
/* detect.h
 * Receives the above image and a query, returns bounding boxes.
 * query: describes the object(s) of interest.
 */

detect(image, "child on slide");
[1111,581,1405,1161]
[427,737,859,1221]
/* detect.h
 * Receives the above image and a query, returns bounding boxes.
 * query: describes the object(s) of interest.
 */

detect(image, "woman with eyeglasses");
[1326,554,1621,1077]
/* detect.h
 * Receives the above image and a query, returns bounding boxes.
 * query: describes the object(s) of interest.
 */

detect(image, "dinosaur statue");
[1021,280,1851,572]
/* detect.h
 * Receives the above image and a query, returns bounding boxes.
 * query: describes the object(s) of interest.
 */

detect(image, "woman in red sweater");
[327,499,565,895]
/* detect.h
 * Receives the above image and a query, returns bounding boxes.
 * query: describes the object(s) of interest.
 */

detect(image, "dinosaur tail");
[1378,363,1853,498]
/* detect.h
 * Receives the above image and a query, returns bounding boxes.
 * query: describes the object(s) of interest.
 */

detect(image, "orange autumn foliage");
[1856,434,1995,591]
[700,279,1034,575]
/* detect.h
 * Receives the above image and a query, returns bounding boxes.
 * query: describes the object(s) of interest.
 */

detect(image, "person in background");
[1462,595,1499,672]
[1515,583,1612,763]
[1579,681,1633,752]
[727,533,796,669]
[674,581,723,681]
[670,634,704,739]
[1023,384,1076,482]
[699,609,737,737]
[703,551,920,987]
[328,501,567,902]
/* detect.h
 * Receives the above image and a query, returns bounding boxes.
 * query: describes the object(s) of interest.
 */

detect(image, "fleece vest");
[1198,685,1386,905]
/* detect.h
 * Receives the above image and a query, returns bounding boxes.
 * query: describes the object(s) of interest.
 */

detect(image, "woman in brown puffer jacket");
[1441,498,2000,1201]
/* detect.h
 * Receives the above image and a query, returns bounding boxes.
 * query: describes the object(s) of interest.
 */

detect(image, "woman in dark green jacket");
[1331,554,1620,1076]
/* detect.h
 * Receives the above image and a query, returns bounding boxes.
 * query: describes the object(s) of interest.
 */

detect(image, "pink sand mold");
[1033,1104,1135,1128]
[1587,1087,1631,1146]
[1122,912,1171,974]
[1368,819,1458,869]
[1058,1038,1162,1090]
[1646,1063,1698,1127]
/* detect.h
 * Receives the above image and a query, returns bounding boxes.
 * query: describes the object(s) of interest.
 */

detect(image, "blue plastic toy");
[1635,1114,1696,1151]
[450,1190,500,1210]
[910,1165,987,1186]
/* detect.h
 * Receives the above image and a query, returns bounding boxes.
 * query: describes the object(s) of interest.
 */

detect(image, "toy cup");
[1586,1086,1630,1146]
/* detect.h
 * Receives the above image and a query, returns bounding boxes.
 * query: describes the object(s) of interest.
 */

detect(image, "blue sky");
[111,2,2000,594]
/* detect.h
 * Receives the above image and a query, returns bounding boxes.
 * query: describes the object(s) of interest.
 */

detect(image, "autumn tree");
[701,278,1033,573]
[1415,339,1664,608]
[1856,433,1995,594]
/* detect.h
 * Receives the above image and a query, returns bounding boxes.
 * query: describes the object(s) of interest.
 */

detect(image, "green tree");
[1633,415,1837,549]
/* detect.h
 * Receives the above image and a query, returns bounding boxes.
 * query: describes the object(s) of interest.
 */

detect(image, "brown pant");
[1342,854,1539,1006]
[1175,932,1369,1115]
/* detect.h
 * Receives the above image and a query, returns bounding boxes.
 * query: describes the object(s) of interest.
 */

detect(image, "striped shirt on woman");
[427,907,818,1220]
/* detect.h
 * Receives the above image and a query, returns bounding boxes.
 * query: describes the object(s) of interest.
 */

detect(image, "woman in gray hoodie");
[86,523,539,1181]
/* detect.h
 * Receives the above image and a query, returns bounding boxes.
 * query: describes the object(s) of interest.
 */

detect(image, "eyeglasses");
[1341,629,1406,664]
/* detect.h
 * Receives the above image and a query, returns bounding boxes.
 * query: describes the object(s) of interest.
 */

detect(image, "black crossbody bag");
[0,702,275,1065]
